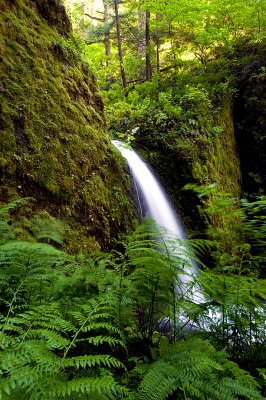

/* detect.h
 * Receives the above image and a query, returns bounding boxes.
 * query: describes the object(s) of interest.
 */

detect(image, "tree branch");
[84,12,104,23]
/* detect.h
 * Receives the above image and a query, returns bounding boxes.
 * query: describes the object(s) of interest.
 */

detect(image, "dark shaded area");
[31,0,71,36]
[14,115,29,150]
[233,44,266,198]
[0,105,5,131]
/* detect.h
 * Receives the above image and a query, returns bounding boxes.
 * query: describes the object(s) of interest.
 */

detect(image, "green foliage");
[200,269,266,350]
[138,338,263,400]
[25,211,65,245]
[0,198,33,245]
[185,185,266,275]
[64,0,266,93]
[241,196,266,266]
[0,202,127,398]
[0,202,265,398]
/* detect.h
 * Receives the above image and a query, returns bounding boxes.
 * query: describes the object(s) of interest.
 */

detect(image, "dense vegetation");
[0,0,266,398]
[0,198,265,399]
[64,0,265,229]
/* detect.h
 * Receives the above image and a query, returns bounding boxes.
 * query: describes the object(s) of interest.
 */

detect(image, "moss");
[0,0,135,252]
[192,102,241,197]
[128,69,242,236]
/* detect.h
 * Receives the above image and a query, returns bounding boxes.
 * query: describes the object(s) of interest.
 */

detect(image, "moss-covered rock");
[0,0,135,252]
[120,71,242,236]
[136,100,241,237]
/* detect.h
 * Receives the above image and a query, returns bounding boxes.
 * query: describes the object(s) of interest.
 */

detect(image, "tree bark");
[145,10,152,81]
[102,0,111,61]
[155,13,160,72]
[137,8,145,57]
[114,0,127,88]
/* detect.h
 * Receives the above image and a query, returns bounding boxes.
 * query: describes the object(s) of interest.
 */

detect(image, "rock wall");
[0,0,135,251]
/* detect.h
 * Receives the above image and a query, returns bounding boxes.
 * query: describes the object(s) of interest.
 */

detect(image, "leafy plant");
[0,202,265,398]
[137,338,263,400]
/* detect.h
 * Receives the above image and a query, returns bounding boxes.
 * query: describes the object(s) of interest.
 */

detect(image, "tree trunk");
[114,0,127,88]
[137,8,145,57]
[145,10,152,81]
[102,0,111,62]
[155,13,160,72]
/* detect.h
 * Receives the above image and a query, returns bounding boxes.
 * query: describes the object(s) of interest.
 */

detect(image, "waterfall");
[112,140,185,239]
[113,140,203,306]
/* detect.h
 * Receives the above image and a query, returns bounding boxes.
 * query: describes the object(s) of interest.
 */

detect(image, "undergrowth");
[0,199,265,399]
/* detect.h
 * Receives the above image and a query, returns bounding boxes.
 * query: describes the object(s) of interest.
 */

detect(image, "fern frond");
[11,303,75,332]
[26,212,64,245]
[62,354,125,370]
[0,198,34,217]
[79,321,124,336]
[0,198,34,246]
[137,338,263,400]
[24,329,70,349]
[138,360,178,400]
[222,377,263,400]
[48,375,130,399]
[77,335,124,347]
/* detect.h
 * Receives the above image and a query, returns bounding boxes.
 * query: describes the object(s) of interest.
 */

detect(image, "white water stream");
[113,141,264,336]
[113,140,203,306]
[112,140,185,239]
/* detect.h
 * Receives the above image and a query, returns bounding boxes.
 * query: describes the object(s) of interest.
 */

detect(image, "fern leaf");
[24,329,69,349]
[49,376,129,399]
[138,360,178,400]
[0,198,34,218]
[62,354,125,370]
[137,338,263,400]
[78,335,124,347]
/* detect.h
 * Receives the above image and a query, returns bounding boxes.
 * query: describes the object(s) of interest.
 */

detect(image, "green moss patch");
[0,0,135,251]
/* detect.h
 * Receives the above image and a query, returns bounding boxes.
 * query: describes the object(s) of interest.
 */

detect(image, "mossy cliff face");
[0,0,134,251]
[143,101,241,236]
[128,77,241,236]
[192,102,241,196]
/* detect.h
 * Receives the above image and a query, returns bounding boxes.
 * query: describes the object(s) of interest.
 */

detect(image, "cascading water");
[113,140,203,305]
[112,140,185,240]
[113,141,264,340]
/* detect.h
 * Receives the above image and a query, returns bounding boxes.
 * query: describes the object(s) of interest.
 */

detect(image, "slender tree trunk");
[257,7,261,33]
[145,10,152,81]
[156,39,160,71]
[114,0,127,88]
[155,14,160,72]
[102,0,111,62]
[137,8,145,57]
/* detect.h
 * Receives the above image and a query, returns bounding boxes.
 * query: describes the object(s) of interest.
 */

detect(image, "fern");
[0,198,34,245]
[65,298,126,356]
[0,202,264,399]
[0,198,34,218]
[0,300,128,399]
[0,240,70,316]
[137,338,263,400]
[199,269,266,357]
[48,375,130,399]
[122,218,208,341]
[26,212,65,245]
[61,354,125,369]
